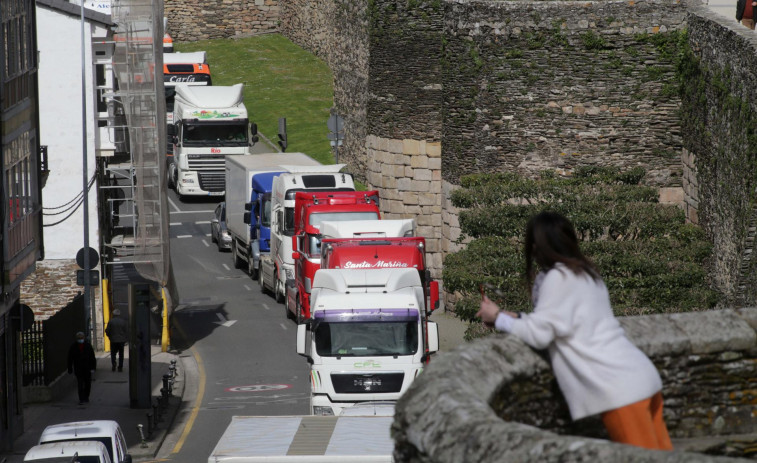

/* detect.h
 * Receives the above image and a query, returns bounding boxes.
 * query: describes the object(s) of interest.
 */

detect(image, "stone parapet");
[165,0,279,42]
[393,308,757,462]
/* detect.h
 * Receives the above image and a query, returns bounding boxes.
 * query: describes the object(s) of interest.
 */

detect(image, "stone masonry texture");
[164,0,279,42]
[393,308,757,462]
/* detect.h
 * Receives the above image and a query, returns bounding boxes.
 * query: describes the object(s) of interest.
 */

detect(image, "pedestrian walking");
[105,309,128,372]
[476,211,673,450]
[67,331,97,405]
[736,0,756,29]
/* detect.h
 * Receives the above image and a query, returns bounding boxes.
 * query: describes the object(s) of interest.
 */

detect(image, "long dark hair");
[524,211,599,287]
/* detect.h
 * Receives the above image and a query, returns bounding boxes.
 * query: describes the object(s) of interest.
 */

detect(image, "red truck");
[286,191,381,323]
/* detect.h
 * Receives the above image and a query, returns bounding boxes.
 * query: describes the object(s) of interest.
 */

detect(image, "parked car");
[211,201,231,251]
[24,440,112,462]
[38,420,131,463]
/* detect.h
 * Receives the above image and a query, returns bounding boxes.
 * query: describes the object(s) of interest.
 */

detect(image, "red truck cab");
[287,191,381,323]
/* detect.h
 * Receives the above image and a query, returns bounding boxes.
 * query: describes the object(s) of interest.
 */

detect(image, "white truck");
[225,153,322,278]
[259,165,354,302]
[297,268,439,416]
[207,415,393,462]
[167,83,257,198]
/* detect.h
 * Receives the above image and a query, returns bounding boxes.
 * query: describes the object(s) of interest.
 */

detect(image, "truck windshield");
[182,122,248,147]
[310,211,379,226]
[313,312,419,357]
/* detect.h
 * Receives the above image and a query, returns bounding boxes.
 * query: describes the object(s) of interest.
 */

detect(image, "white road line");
[177,235,192,239]
[279,323,288,330]
[167,196,181,213]
[169,210,215,214]
[202,240,209,247]
[205,233,212,237]
[262,304,270,311]
[222,264,230,271]
[196,220,210,224]
[244,285,251,291]
[170,222,182,226]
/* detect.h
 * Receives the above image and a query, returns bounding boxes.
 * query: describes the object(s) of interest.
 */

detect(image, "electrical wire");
[42,174,98,227]
[42,174,96,212]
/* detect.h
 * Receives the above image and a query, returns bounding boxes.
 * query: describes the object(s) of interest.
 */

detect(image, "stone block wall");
[20,260,101,320]
[682,147,699,225]
[393,308,757,462]
[164,0,279,42]
[682,8,757,307]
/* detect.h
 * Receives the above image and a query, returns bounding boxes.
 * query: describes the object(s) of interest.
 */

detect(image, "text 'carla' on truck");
[224,153,323,279]
[296,267,439,416]
[163,51,211,154]
[286,191,383,323]
[166,83,258,199]
[258,165,356,303]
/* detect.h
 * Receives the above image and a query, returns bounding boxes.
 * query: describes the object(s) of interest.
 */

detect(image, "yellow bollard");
[103,279,111,352]
[161,287,170,352]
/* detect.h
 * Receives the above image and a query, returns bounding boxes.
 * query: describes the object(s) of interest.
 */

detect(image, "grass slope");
[176,34,335,165]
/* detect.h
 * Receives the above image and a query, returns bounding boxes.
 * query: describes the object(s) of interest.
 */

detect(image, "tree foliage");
[443,167,722,337]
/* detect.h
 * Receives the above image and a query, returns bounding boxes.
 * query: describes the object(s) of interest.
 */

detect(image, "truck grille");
[331,373,404,394]
[188,158,225,170]
[198,172,225,192]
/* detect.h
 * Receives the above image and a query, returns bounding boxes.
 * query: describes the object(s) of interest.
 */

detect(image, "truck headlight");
[312,406,334,416]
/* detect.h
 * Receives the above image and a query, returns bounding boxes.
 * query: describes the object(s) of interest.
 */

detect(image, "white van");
[38,420,131,463]
[24,440,112,462]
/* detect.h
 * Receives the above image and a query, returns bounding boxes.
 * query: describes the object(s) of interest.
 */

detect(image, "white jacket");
[496,264,662,420]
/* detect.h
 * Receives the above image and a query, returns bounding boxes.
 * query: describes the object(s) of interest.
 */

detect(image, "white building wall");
[36,7,101,260]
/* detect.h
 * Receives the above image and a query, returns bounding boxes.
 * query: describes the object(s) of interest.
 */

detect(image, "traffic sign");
[327,114,344,135]
[76,269,100,286]
[225,384,291,393]
[76,247,99,269]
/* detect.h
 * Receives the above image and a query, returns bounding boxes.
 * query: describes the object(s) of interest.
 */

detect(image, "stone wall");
[20,260,101,320]
[681,8,757,307]
[393,308,757,462]
[164,0,279,42]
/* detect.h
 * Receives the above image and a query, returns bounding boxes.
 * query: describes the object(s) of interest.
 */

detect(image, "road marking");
[263,303,270,311]
[171,324,205,454]
[280,323,288,330]
[177,235,192,239]
[226,384,291,393]
[202,240,209,247]
[170,222,181,226]
[222,263,230,271]
[205,233,211,237]
[244,285,251,291]
[196,220,210,224]
[167,195,181,213]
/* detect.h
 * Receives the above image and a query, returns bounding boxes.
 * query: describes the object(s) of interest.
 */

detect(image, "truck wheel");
[248,258,259,280]
[231,245,244,269]
[275,277,285,304]
[167,168,175,190]
[259,272,267,294]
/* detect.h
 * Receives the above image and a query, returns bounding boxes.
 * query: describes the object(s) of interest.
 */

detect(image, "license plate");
[208,191,224,196]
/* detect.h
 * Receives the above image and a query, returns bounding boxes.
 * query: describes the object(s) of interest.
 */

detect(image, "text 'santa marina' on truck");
[259,165,354,304]
[167,83,258,199]
[225,153,322,279]
[286,191,382,323]
[296,268,439,416]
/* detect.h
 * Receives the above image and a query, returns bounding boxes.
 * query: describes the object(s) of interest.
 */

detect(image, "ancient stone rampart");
[393,308,757,462]
[164,0,279,42]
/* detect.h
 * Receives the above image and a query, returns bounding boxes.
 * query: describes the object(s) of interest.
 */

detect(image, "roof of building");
[36,0,114,26]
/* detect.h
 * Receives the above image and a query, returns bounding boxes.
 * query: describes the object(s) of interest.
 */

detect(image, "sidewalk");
[2,345,185,462]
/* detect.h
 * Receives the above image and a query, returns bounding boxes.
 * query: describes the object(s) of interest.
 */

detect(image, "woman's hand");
[477,295,502,325]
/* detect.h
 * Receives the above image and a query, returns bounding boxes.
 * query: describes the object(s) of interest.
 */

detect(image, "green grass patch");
[176,34,335,165]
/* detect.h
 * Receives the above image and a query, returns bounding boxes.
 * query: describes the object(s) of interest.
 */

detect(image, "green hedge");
[444,167,721,338]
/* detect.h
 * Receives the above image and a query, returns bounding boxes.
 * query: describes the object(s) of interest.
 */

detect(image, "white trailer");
[225,153,322,277]
[207,415,394,462]
[259,165,354,302]
[168,84,257,198]
[297,268,439,416]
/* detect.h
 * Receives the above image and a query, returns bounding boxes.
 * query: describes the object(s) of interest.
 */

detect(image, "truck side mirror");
[427,321,439,354]
[429,280,440,313]
[167,125,176,136]
[243,211,251,225]
[296,324,309,357]
[292,251,300,260]
[250,122,259,145]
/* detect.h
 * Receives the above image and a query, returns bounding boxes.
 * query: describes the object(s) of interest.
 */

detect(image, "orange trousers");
[601,392,673,450]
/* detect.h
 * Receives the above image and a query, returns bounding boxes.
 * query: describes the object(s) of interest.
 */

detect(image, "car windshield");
[182,122,247,147]
[314,320,418,357]
[309,211,379,226]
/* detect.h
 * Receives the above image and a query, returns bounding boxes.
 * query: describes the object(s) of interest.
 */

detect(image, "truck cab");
[297,268,439,416]
[287,191,381,323]
[259,166,354,303]
[168,84,257,198]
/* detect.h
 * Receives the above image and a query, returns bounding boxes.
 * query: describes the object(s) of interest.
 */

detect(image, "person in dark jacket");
[105,309,128,372]
[736,0,757,29]
[67,331,97,405]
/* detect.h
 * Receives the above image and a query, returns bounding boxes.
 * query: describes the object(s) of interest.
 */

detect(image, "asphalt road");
[153,141,311,462]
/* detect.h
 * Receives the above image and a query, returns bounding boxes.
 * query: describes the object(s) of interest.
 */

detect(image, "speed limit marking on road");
[226,384,291,393]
